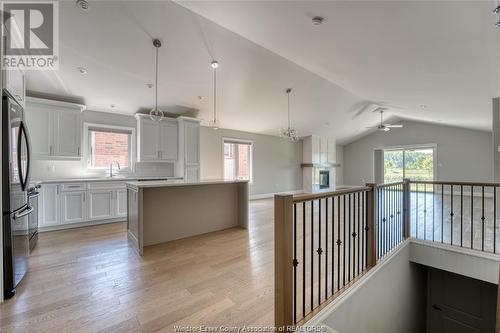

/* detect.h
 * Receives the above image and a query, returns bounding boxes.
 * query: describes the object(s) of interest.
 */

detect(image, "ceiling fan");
[366,108,403,132]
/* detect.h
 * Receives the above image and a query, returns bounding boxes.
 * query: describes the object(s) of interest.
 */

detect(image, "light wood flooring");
[0,199,275,333]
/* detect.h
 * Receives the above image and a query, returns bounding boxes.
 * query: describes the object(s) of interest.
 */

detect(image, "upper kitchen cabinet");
[136,114,178,162]
[175,117,201,181]
[3,68,25,108]
[25,97,85,160]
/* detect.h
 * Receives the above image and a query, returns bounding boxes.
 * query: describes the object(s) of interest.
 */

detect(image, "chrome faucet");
[109,161,121,178]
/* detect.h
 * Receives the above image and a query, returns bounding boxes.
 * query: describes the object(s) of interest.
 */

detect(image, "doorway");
[383,146,436,183]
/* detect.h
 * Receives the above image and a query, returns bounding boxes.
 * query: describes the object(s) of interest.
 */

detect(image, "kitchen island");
[126,179,249,255]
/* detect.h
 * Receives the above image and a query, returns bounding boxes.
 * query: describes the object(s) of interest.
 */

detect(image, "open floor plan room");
[1,1,500,333]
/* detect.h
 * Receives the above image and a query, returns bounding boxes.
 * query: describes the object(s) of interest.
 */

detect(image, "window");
[86,124,134,169]
[223,139,252,181]
[383,146,435,183]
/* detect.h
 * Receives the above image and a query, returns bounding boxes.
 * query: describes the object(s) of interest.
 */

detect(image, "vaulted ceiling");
[26,1,500,143]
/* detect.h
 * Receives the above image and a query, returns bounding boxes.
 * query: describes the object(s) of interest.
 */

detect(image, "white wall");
[200,126,302,196]
[30,110,174,180]
[318,244,427,333]
[343,120,493,185]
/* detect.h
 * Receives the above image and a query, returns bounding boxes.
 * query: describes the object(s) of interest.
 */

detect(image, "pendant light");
[280,88,299,141]
[209,60,220,130]
[150,39,164,122]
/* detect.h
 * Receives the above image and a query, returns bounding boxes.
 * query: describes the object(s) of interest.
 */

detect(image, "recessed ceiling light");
[146,83,153,88]
[76,0,90,11]
[110,104,116,108]
[420,104,427,109]
[312,16,325,26]
[198,96,204,100]
[77,67,87,74]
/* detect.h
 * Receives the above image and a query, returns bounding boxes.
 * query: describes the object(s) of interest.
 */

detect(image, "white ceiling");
[26,1,500,144]
[178,0,500,132]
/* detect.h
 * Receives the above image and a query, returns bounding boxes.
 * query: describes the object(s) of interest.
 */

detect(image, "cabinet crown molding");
[26,96,86,112]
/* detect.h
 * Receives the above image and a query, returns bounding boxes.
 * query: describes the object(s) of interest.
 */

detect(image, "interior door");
[428,268,497,333]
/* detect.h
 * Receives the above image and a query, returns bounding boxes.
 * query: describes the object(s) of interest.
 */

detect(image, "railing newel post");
[365,183,377,267]
[403,178,411,239]
[274,194,294,330]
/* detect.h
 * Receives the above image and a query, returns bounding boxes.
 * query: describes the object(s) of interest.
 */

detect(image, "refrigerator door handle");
[13,205,33,220]
[17,121,31,191]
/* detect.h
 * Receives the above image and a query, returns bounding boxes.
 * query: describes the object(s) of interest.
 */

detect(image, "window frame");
[83,123,136,171]
[379,143,438,182]
[222,137,254,183]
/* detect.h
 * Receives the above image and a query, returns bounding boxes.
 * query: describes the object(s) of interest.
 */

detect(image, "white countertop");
[125,179,249,189]
[32,176,184,184]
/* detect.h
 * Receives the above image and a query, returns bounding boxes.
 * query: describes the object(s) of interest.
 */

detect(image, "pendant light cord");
[213,66,217,123]
[155,45,159,112]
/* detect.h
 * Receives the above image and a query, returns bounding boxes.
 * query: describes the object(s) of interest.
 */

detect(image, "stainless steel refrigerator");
[2,90,32,299]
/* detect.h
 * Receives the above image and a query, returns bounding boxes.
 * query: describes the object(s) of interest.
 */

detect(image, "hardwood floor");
[0,199,275,333]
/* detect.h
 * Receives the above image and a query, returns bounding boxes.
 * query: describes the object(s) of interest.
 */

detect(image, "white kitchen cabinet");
[139,120,160,161]
[184,120,200,165]
[302,135,336,165]
[4,68,25,107]
[185,166,200,183]
[40,184,60,226]
[61,191,86,224]
[54,111,82,157]
[25,97,85,159]
[88,190,114,221]
[136,115,178,162]
[115,189,128,218]
[159,121,178,161]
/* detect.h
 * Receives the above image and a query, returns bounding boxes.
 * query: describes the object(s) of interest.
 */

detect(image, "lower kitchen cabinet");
[88,190,114,220]
[38,182,128,231]
[40,184,60,227]
[61,191,86,224]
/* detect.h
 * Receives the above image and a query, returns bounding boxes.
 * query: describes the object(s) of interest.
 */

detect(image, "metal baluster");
[432,183,435,242]
[347,194,351,282]
[357,191,361,275]
[441,184,444,243]
[318,199,322,304]
[310,200,314,312]
[331,197,335,294]
[481,186,485,251]
[450,185,454,246]
[416,183,419,240]
[343,195,346,286]
[460,185,463,248]
[302,202,306,318]
[494,187,497,254]
[293,203,297,324]
[424,183,427,241]
[337,196,341,291]
[471,186,474,249]
[352,193,356,278]
[325,197,328,300]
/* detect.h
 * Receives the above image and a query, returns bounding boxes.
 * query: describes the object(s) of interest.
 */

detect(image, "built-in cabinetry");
[39,181,127,230]
[3,68,25,107]
[176,117,201,182]
[303,135,336,166]
[25,97,85,159]
[136,114,178,162]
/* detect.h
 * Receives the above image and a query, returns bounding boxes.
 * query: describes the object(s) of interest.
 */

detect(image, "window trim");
[222,137,253,183]
[83,123,136,171]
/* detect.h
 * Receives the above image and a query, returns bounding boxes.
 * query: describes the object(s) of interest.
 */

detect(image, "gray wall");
[343,120,493,185]
[321,244,427,333]
[335,145,344,185]
[200,126,302,196]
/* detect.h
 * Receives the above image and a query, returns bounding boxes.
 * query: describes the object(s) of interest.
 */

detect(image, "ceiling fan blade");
[365,126,379,129]
[385,124,403,128]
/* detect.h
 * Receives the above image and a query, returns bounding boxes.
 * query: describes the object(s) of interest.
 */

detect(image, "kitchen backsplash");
[31,159,175,180]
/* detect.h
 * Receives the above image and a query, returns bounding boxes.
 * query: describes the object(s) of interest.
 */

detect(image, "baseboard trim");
[39,218,125,232]
[249,189,303,200]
